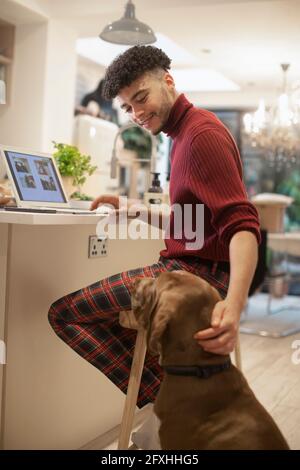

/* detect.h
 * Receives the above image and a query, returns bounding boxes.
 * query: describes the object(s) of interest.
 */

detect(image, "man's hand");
[90,194,120,211]
[194,231,258,355]
[193,297,245,355]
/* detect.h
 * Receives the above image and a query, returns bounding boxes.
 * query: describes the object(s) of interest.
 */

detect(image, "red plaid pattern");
[48,256,229,408]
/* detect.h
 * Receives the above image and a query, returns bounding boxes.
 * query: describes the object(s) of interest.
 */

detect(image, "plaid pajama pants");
[48,256,230,408]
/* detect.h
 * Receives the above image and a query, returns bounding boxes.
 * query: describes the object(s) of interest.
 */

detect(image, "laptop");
[0,145,110,214]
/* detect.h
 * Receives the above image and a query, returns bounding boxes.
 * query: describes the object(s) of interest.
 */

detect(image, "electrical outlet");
[88,235,108,258]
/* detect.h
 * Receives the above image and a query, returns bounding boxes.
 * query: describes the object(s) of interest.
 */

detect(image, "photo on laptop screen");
[3,150,67,204]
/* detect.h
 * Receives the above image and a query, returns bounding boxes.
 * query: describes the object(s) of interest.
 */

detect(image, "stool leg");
[234,333,242,371]
[118,328,147,450]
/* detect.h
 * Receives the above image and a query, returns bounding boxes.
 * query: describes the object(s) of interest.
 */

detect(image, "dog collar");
[163,359,231,379]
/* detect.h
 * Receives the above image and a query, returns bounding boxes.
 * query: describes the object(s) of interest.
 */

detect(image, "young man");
[48,46,260,439]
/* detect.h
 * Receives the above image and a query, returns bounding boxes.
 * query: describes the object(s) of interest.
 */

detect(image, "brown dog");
[130,270,289,450]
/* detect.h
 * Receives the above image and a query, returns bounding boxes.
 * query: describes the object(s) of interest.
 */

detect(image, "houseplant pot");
[61,176,75,198]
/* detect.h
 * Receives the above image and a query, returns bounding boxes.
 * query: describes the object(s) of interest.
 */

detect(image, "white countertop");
[1,210,299,250]
[0,210,109,225]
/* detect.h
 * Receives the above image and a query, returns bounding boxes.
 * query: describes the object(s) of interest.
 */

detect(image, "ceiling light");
[99,0,156,46]
[243,64,300,169]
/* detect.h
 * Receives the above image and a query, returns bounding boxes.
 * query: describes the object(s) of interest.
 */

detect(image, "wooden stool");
[117,309,242,450]
[118,310,147,450]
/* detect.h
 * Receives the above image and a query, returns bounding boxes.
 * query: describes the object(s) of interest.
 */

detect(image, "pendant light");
[99,0,157,46]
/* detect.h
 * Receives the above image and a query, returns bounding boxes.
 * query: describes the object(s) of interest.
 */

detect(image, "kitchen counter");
[0,213,164,449]
[0,209,107,225]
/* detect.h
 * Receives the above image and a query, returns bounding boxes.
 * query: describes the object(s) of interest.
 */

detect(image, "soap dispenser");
[143,172,164,207]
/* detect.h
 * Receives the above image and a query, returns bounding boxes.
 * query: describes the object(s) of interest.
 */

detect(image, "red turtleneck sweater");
[160,94,261,262]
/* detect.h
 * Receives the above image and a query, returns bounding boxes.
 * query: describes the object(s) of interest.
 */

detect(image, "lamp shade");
[99,1,156,46]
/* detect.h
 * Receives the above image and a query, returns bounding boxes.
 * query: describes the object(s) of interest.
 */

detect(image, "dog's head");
[131,271,221,360]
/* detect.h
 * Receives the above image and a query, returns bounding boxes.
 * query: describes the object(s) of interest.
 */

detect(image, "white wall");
[186,88,278,110]
[42,19,77,151]
[0,22,48,150]
[0,18,77,153]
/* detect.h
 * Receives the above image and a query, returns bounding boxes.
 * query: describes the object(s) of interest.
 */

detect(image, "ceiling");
[8,0,265,18]
[2,0,300,98]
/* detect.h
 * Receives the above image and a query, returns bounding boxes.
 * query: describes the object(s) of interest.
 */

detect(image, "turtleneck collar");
[162,93,193,139]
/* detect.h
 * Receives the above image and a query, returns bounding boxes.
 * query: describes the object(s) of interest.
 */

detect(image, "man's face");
[117,71,177,135]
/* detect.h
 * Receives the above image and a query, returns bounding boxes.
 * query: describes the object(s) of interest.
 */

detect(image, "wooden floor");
[239,331,300,450]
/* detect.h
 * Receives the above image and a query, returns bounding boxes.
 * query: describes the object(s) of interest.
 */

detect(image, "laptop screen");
[3,150,67,203]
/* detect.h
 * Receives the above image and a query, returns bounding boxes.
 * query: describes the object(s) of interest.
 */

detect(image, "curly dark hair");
[103,45,171,100]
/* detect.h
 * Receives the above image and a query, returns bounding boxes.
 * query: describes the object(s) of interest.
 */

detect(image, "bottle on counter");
[143,172,164,207]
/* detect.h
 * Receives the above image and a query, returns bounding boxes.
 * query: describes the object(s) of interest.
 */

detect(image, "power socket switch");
[89,235,108,258]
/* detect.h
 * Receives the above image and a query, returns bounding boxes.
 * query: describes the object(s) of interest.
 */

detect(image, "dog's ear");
[196,284,223,330]
[148,306,173,356]
[130,277,157,329]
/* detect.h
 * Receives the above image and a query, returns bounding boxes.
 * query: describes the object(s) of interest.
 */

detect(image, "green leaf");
[52,141,97,190]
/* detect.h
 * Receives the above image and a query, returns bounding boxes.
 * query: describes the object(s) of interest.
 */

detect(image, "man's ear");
[130,277,157,329]
[163,71,175,89]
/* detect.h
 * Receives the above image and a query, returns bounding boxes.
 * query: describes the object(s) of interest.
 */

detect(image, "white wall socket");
[89,235,108,258]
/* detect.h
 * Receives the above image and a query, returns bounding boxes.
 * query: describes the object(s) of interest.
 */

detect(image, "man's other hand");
[90,194,120,211]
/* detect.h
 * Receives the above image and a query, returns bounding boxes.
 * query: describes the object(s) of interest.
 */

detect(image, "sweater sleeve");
[189,128,261,247]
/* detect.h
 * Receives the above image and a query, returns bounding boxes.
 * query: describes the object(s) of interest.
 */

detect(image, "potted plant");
[52,141,97,202]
